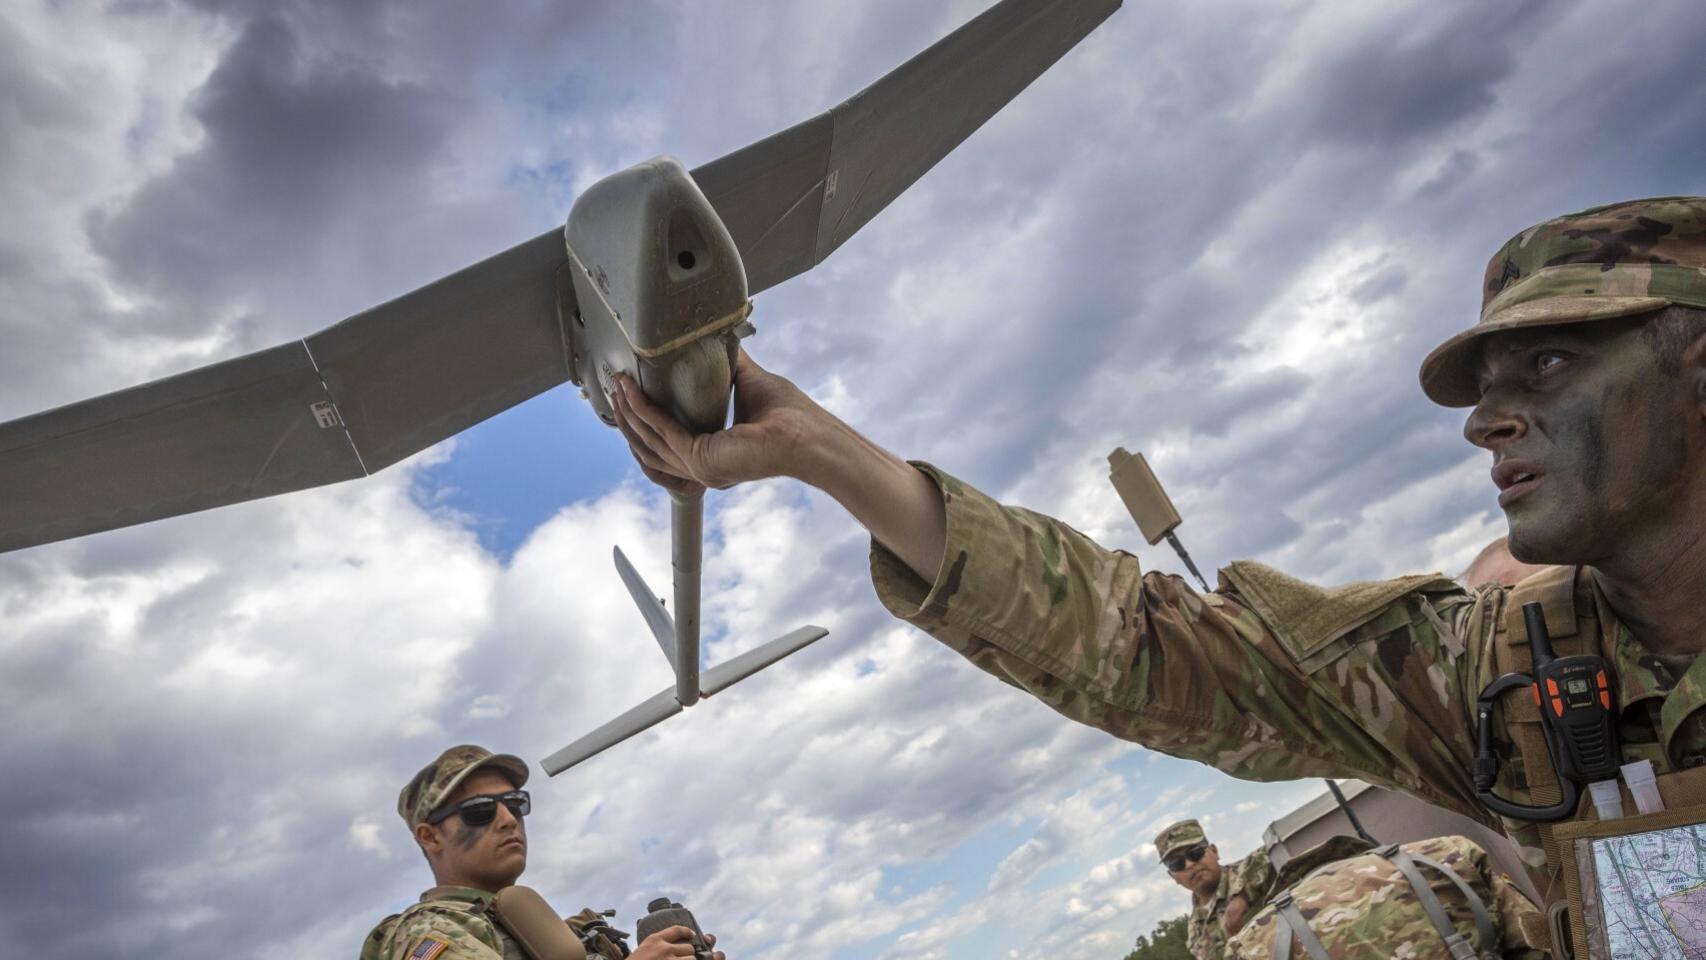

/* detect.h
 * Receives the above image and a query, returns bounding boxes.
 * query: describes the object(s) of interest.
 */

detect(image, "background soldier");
[1457,536,1545,589]
[612,195,1706,955]
[361,744,724,960]
[1155,819,1275,959]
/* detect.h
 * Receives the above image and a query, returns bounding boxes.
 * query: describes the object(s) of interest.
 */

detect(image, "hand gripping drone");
[0,0,1122,773]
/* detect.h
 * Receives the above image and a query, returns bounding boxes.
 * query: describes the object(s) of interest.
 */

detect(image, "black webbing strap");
[1378,844,1496,960]
[1271,892,1331,960]
[1269,847,1497,960]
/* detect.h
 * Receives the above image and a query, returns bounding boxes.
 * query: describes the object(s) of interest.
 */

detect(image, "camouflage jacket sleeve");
[1231,849,1277,911]
[869,464,1492,821]
[382,905,508,960]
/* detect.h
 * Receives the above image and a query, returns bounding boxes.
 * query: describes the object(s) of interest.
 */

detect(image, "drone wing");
[692,0,1121,296]
[0,231,570,553]
[0,0,1119,554]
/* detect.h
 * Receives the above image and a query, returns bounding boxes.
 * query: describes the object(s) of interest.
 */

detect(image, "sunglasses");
[1163,843,1209,873]
[427,790,531,827]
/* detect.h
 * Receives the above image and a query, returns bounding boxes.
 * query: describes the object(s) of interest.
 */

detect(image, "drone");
[0,0,1121,775]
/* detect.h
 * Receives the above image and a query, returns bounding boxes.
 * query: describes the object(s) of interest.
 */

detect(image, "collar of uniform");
[1593,581,1706,767]
[419,885,497,906]
[1606,613,1676,708]
[1659,653,1706,766]
[1197,861,1234,908]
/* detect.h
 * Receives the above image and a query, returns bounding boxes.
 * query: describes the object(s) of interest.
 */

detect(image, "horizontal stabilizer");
[540,688,683,777]
[701,626,829,696]
[613,546,677,669]
[541,624,831,776]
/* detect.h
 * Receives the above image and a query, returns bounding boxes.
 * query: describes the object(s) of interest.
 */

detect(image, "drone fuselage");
[563,156,749,438]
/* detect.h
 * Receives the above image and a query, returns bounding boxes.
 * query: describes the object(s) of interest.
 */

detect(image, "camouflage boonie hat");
[398,744,530,829]
[1155,819,1209,861]
[1420,196,1706,406]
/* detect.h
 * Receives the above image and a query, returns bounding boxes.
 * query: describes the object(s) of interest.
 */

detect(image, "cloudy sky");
[3,1,1705,957]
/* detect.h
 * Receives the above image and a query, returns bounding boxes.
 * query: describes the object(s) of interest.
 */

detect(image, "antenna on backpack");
[1108,448,1211,592]
[1324,779,1380,847]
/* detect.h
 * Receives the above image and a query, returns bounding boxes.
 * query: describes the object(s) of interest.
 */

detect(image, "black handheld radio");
[1473,601,1619,822]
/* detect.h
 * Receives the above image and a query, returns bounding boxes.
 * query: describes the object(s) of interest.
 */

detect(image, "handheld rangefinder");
[635,898,714,960]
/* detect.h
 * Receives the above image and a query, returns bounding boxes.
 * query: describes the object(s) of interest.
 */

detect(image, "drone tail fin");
[539,623,830,777]
[613,544,678,671]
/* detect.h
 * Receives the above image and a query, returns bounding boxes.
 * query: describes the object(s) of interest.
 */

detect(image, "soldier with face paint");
[360,745,726,960]
[611,196,1706,956]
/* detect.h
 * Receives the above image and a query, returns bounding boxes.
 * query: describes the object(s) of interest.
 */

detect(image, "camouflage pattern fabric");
[1421,196,1706,405]
[1224,835,1544,959]
[1187,848,1278,960]
[360,890,632,960]
[399,745,531,828]
[867,465,1706,904]
[1156,819,1208,860]
[359,887,522,960]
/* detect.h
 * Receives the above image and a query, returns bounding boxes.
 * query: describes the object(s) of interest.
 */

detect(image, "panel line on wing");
[825,166,876,253]
[299,338,371,477]
[247,417,304,487]
[748,176,827,259]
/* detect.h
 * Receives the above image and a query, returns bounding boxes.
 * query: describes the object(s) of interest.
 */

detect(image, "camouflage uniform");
[865,198,1706,937]
[1225,835,1543,960]
[1157,820,1277,960]
[362,886,525,960]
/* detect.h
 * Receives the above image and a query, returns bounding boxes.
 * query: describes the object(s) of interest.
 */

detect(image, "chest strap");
[1269,845,1496,960]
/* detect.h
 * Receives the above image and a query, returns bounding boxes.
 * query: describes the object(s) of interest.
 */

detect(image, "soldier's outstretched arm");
[612,351,947,579]
[614,355,1488,820]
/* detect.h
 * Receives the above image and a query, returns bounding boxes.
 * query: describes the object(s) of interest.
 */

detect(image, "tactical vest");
[1488,565,1706,958]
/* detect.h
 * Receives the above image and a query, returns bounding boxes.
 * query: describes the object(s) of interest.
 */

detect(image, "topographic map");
[1590,824,1706,959]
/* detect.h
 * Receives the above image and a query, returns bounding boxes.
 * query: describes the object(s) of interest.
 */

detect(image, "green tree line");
[1123,914,1190,960]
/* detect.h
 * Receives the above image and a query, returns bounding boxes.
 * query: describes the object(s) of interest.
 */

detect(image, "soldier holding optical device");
[361,745,726,960]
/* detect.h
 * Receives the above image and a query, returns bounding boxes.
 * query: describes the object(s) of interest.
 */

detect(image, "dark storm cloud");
[87,12,458,324]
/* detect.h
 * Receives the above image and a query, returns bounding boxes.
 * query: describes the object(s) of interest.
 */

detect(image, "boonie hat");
[1420,196,1706,406]
[398,744,530,829]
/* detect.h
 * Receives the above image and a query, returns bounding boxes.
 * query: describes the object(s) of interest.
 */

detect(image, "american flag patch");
[408,936,449,960]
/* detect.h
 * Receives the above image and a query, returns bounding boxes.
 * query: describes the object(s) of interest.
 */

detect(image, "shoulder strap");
[1499,565,1590,672]
[1270,892,1331,960]
[1221,560,1455,668]
[1378,845,1496,960]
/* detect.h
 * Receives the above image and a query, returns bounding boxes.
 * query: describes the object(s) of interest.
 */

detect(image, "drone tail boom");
[540,516,829,777]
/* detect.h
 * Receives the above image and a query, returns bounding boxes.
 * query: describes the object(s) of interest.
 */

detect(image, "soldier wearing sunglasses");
[361,744,726,960]
[1155,820,1275,960]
